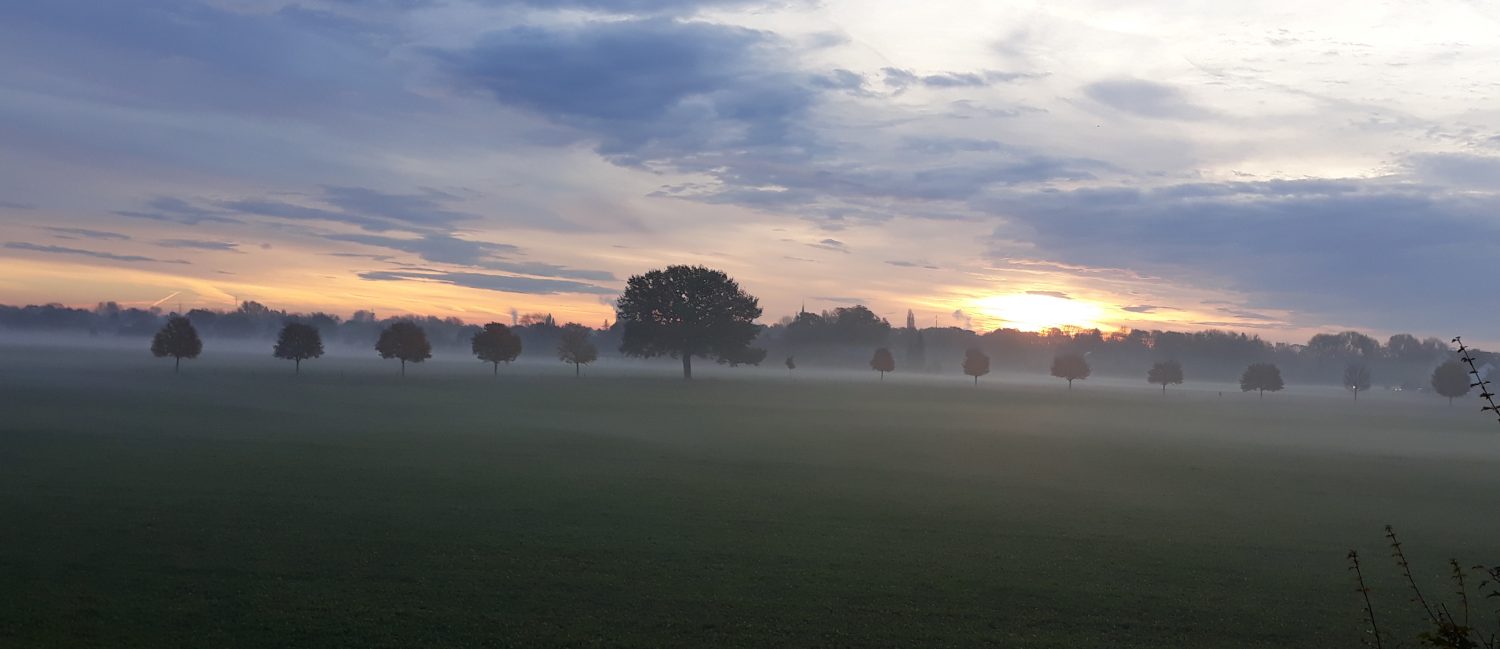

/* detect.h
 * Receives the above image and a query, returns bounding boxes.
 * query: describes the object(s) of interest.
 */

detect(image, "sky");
[2,0,1499,342]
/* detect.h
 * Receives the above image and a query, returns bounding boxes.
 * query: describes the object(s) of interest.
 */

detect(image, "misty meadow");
[5,0,1500,647]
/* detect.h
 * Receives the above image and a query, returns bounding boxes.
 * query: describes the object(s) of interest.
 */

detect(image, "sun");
[973,293,1106,332]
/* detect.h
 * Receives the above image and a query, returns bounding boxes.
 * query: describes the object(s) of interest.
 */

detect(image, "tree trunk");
[1353,389,1358,401]
[879,371,885,381]
[1449,396,1454,405]
[973,375,978,386]
[400,359,406,377]
[681,354,692,380]
[493,362,498,376]
[295,358,301,374]
[174,356,180,373]
[1067,379,1073,390]
[1162,383,1166,395]
[1259,388,1264,400]
[575,361,580,377]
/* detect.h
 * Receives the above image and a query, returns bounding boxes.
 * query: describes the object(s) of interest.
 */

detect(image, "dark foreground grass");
[2,346,1498,648]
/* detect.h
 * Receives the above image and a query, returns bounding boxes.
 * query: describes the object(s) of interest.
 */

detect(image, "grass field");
[3,343,1499,648]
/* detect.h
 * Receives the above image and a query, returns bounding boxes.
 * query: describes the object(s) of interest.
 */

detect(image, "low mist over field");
[5,0,1500,647]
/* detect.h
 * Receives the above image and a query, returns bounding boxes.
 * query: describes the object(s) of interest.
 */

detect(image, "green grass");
[2,344,1498,648]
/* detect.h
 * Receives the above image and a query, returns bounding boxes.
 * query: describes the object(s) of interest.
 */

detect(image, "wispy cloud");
[4,242,188,264]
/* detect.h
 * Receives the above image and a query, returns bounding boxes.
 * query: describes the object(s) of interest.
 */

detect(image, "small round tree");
[1431,360,1471,405]
[471,322,523,375]
[870,347,895,381]
[962,347,990,386]
[151,316,202,373]
[1344,363,1372,401]
[376,321,431,377]
[1147,360,1184,394]
[1240,362,1284,399]
[1051,353,1090,390]
[785,355,796,373]
[557,323,598,376]
[273,322,324,374]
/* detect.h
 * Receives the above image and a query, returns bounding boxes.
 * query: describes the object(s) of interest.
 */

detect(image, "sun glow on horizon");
[973,293,1107,332]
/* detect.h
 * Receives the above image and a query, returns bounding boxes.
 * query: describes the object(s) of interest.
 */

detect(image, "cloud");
[885,260,940,269]
[43,227,130,240]
[807,238,849,253]
[813,295,865,304]
[1121,305,1174,314]
[3,242,188,264]
[115,196,240,225]
[1026,290,1070,299]
[156,239,241,251]
[882,68,1039,91]
[431,17,814,161]
[1083,79,1213,120]
[0,201,36,210]
[358,270,614,295]
[984,178,1500,331]
[327,233,519,266]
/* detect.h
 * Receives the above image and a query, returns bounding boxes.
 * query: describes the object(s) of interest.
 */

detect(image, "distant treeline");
[1,301,1485,388]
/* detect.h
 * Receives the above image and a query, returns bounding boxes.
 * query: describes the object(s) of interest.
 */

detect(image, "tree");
[962,347,990,385]
[1240,362,1284,399]
[376,321,431,377]
[471,322,523,375]
[616,265,763,380]
[785,355,796,372]
[870,347,895,380]
[1051,353,1090,390]
[717,345,767,367]
[1431,360,1471,405]
[1147,360,1184,394]
[273,322,324,374]
[1344,363,1372,401]
[557,323,598,376]
[151,316,202,373]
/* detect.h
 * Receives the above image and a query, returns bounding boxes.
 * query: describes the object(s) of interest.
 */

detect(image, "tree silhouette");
[376,321,431,377]
[616,265,762,380]
[1344,363,1372,401]
[1240,362,1284,399]
[717,345,767,367]
[557,323,598,376]
[1431,360,1470,405]
[151,315,202,373]
[1051,353,1090,390]
[962,347,990,386]
[785,355,796,372]
[870,347,895,380]
[471,322,523,375]
[273,322,324,374]
[1147,360,1184,394]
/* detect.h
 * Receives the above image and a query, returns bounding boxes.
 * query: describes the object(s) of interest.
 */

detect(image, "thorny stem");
[1386,525,1440,625]
[1349,550,1386,649]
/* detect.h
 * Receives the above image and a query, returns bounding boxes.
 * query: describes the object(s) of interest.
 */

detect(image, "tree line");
[133,264,1487,403]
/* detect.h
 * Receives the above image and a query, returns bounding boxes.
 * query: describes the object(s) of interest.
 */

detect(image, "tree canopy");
[376,321,431,377]
[273,322,324,373]
[471,322,523,374]
[870,347,895,380]
[151,316,202,373]
[1343,363,1372,400]
[1051,353,1091,389]
[1147,360,1184,394]
[557,323,598,376]
[1240,363,1284,398]
[962,347,990,385]
[1431,360,1471,404]
[616,265,763,379]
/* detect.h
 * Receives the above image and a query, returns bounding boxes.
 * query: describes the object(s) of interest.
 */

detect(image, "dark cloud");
[1403,153,1500,189]
[984,178,1500,331]
[4,242,188,264]
[1083,79,1213,120]
[807,238,849,253]
[813,295,865,304]
[0,201,37,210]
[327,233,519,266]
[358,270,614,295]
[156,239,241,251]
[432,17,814,161]
[43,227,130,240]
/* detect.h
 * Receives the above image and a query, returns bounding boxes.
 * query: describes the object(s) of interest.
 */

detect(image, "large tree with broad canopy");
[615,265,763,380]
